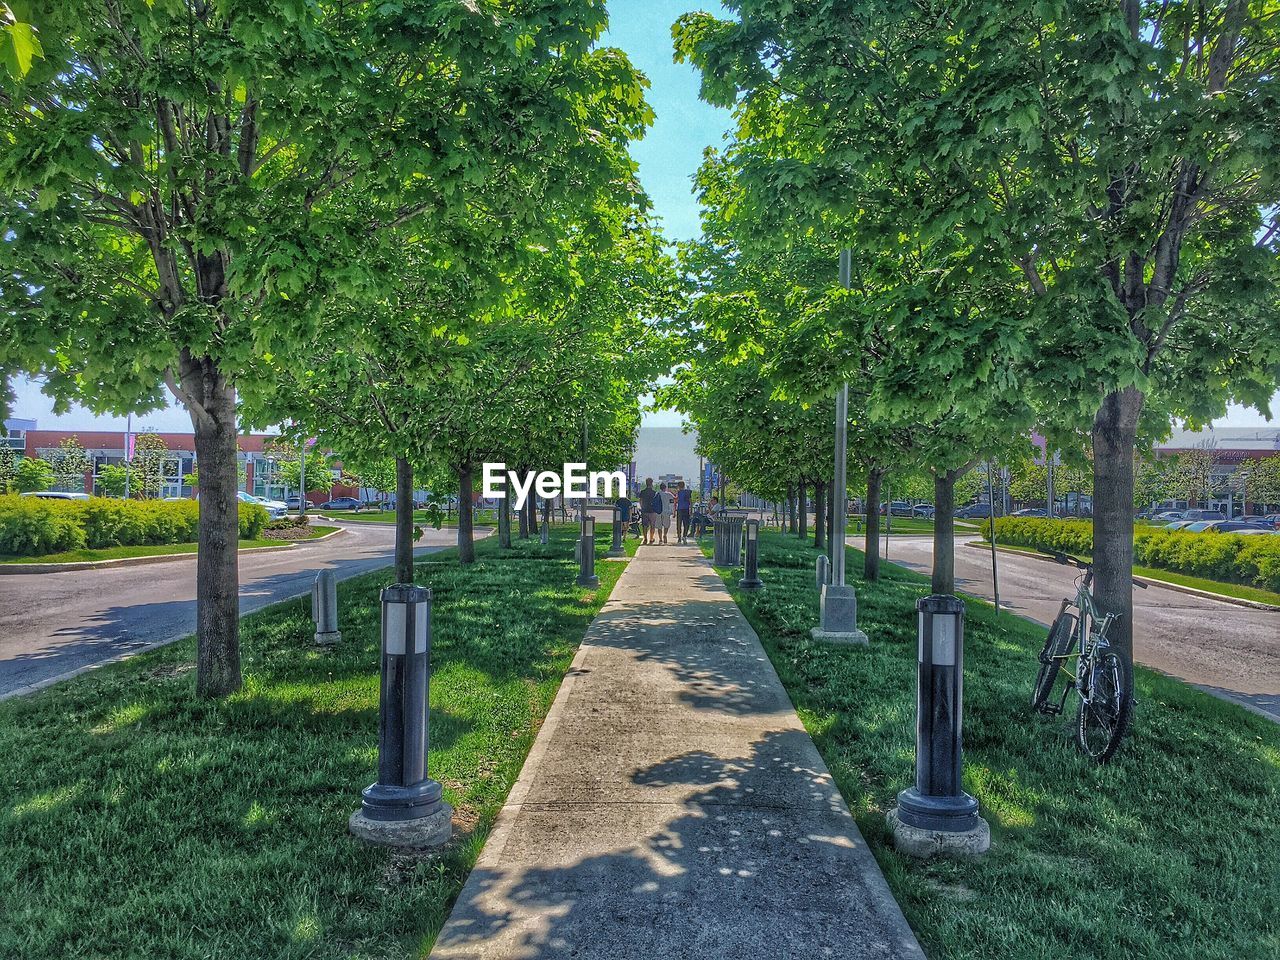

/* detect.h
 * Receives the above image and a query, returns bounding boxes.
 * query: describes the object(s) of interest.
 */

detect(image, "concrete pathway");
[430,543,924,960]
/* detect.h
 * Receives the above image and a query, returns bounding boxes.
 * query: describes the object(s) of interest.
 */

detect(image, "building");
[2,419,359,503]
[1151,425,1280,513]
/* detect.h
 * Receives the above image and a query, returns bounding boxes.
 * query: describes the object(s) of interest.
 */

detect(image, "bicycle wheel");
[1075,649,1134,763]
[1031,611,1077,712]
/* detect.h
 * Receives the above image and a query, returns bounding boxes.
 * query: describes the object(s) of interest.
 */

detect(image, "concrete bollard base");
[887,807,990,859]
[314,630,341,646]
[349,802,454,850]
[810,583,868,644]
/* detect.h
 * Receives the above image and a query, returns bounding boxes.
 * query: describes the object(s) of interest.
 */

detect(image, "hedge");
[0,495,269,557]
[985,517,1280,593]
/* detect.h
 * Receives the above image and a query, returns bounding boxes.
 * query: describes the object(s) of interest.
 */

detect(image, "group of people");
[616,479,717,546]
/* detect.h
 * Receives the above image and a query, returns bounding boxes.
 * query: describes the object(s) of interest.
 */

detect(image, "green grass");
[0,539,288,564]
[0,526,338,565]
[324,508,500,526]
[0,528,626,959]
[985,540,1280,608]
[844,516,982,536]
[708,531,1280,960]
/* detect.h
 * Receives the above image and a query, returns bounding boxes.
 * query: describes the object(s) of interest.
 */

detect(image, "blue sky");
[7,1,1275,432]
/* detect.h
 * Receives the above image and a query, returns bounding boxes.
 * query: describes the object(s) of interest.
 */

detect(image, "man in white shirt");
[658,482,676,545]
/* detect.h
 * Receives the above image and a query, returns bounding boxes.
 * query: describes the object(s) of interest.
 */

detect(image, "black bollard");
[349,584,452,847]
[577,516,599,587]
[739,519,762,590]
[608,505,625,557]
[888,594,989,857]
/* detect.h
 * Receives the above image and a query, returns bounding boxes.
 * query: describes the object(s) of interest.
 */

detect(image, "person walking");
[639,478,659,545]
[675,481,692,544]
[615,489,633,541]
[658,482,675,545]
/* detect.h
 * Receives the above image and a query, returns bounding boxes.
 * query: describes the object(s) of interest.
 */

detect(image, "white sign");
[482,462,626,511]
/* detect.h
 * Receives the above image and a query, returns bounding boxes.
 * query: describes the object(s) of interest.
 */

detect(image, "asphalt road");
[0,520,479,699]
[885,535,1280,722]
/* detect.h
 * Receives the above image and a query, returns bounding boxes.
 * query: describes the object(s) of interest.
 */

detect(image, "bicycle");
[1031,551,1146,763]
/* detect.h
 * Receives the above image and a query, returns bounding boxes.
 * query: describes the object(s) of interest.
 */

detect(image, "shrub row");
[0,495,268,557]
[985,517,1280,593]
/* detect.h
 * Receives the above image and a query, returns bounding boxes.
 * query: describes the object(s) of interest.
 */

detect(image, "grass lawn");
[0,526,338,565]
[323,508,500,526]
[845,516,982,536]
[0,527,629,959]
[708,531,1280,960]
[0,539,288,564]
[985,540,1280,608]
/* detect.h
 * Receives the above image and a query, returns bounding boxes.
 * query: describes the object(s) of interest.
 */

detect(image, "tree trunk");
[518,495,530,539]
[498,491,512,549]
[932,470,957,595]
[458,463,475,564]
[785,484,795,533]
[395,456,414,584]
[192,380,242,697]
[813,479,826,550]
[864,467,884,581]
[1092,386,1144,656]
[798,482,808,540]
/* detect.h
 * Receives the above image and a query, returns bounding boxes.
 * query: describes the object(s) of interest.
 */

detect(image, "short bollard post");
[608,505,625,557]
[311,570,341,645]
[349,585,453,848]
[888,595,990,858]
[540,517,549,544]
[577,516,599,587]
[739,519,762,590]
[815,555,829,590]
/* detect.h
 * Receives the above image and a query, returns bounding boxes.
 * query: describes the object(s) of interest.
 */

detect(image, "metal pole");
[832,248,851,587]
[299,444,307,517]
[124,412,132,499]
[986,462,1000,614]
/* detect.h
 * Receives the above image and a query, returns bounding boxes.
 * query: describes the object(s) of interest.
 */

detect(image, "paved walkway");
[431,543,924,960]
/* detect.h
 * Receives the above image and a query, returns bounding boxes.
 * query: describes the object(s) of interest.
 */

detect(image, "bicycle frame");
[1046,568,1116,715]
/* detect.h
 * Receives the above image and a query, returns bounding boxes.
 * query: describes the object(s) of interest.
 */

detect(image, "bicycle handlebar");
[1042,550,1148,588]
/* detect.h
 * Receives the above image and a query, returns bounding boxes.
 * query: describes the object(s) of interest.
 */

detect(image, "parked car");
[1264,514,1280,529]
[911,504,934,518]
[20,491,91,500]
[1163,520,1198,530]
[1183,520,1273,534]
[284,495,304,509]
[1153,510,1185,521]
[236,490,286,519]
[1011,507,1049,517]
[881,500,916,517]
[318,496,363,511]
[955,503,992,519]
[1182,509,1225,521]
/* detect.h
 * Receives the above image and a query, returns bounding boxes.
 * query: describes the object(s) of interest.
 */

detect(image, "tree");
[0,443,17,493]
[4,1,657,694]
[1166,446,1217,505]
[1239,456,1280,509]
[265,440,333,500]
[131,433,171,500]
[675,0,1280,653]
[13,456,53,492]
[95,464,130,498]
[43,435,90,492]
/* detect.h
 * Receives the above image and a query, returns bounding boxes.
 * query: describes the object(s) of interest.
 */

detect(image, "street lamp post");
[812,249,867,645]
[888,595,989,858]
[349,585,453,848]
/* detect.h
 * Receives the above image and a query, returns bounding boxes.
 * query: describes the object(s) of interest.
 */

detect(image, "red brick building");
[3,419,359,503]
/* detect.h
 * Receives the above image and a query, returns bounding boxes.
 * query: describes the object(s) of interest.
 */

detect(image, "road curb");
[0,527,345,575]
[962,541,1280,612]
